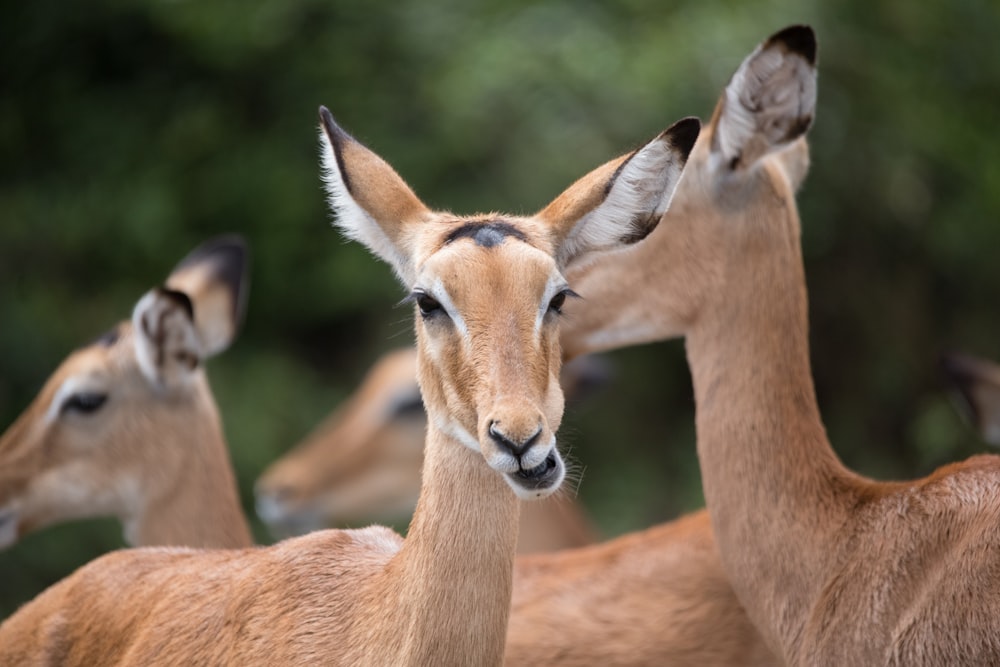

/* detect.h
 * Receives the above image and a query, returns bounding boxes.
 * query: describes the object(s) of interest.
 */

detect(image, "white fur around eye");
[535,272,569,337]
[46,375,107,424]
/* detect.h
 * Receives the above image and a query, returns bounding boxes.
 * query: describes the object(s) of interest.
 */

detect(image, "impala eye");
[61,392,108,416]
[416,293,443,317]
[548,289,577,315]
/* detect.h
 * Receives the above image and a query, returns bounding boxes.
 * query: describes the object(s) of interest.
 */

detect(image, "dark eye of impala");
[548,292,567,314]
[548,288,577,315]
[61,392,108,416]
[416,293,443,317]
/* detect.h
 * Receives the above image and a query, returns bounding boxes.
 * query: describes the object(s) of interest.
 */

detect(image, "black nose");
[488,421,541,459]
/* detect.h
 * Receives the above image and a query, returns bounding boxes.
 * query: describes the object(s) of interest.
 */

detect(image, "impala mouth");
[507,451,563,496]
[517,453,558,480]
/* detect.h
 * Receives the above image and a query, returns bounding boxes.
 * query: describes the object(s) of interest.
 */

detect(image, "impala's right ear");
[319,106,431,285]
[712,24,817,172]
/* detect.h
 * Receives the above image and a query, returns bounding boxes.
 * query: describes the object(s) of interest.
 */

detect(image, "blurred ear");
[318,106,431,285]
[536,116,700,270]
[711,24,817,172]
[164,235,250,359]
[132,287,202,388]
[942,352,1000,447]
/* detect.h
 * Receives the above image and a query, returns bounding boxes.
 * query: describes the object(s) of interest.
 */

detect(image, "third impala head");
[319,107,698,499]
[0,236,248,548]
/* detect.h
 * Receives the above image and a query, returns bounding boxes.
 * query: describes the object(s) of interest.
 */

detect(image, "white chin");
[502,455,566,500]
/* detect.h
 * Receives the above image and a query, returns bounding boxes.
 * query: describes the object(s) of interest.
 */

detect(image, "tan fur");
[254,346,598,553]
[508,512,775,666]
[562,25,1000,665]
[0,110,696,664]
[0,239,252,551]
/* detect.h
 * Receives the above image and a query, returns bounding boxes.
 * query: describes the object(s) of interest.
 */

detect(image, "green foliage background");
[2,0,1000,617]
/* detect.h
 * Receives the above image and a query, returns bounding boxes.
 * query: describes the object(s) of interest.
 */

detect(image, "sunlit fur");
[0,238,251,551]
[0,107,696,664]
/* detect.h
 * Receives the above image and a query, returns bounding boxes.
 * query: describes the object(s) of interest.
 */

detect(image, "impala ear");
[942,353,1000,447]
[712,24,817,172]
[164,235,250,359]
[319,106,431,285]
[132,287,202,388]
[536,116,700,270]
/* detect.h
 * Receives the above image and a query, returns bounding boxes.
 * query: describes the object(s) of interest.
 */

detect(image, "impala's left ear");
[536,116,700,271]
[319,106,432,285]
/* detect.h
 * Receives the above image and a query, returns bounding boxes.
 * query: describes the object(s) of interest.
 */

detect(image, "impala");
[254,346,601,553]
[562,23,1000,664]
[0,236,252,551]
[0,106,698,664]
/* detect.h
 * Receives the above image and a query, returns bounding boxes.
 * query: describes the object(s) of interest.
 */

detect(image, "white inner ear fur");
[132,291,203,388]
[318,129,414,285]
[556,136,685,269]
[715,41,816,170]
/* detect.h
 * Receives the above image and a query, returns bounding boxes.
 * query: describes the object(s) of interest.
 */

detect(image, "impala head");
[319,107,698,499]
[943,352,1000,446]
[255,347,426,534]
[565,26,816,349]
[0,236,249,549]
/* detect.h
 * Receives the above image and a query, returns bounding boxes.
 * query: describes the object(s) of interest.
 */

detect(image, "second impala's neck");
[686,220,861,653]
[375,421,520,666]
[130,390,252,549]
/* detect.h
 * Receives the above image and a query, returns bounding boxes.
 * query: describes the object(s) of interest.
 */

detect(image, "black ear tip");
[319,105,347,140]
[173,234,251,323]
[768,25,817,65]
[665,117,702,161]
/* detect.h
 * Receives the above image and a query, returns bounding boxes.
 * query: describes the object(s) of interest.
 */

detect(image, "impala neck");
[376,421,520,666]
[686,223,861,654]
[129,394,252,549]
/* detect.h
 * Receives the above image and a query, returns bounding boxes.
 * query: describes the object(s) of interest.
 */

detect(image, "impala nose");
[488,420,542,460]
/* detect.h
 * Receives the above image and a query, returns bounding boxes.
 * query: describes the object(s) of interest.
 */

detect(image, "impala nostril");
[488,421,543,458]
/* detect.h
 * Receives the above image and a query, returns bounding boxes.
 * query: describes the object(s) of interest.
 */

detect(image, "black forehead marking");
[86,324,121,349]
[444,220,529,249]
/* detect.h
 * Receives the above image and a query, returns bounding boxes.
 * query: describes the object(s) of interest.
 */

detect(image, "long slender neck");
[130,397,252,549]
[686,223,862,654]
[371,422,520,666]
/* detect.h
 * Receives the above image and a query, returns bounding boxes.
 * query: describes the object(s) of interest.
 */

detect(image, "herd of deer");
[1,24,999,665]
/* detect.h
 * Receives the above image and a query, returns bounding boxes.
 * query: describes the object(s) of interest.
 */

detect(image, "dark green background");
[2,0,1000,617]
